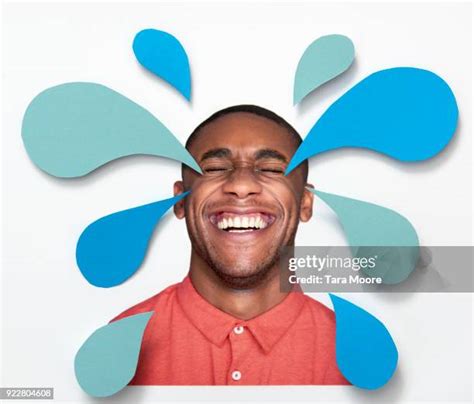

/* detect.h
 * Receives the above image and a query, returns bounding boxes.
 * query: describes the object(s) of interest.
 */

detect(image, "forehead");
[188,112,298,159]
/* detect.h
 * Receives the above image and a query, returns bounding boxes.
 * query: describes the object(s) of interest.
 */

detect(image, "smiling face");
[174,111,313,289]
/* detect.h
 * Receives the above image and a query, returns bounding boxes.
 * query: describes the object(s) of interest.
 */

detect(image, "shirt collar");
[176,276,306,353]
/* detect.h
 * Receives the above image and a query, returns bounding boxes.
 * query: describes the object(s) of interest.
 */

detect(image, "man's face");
[174,112,313,288]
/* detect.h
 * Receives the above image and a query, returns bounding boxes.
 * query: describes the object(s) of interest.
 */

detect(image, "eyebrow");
[254,149,288,163]
[200,148,232,161]
[199,147,288,163]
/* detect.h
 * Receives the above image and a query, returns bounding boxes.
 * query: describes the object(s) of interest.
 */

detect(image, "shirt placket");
[226,323,249,384]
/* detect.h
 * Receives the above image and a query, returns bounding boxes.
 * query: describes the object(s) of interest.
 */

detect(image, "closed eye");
[255,163,286,174]
[203,166,232,173]
[257,168,284,173]
[207,168,227,172]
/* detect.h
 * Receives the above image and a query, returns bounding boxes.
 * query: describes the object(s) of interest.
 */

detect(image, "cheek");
[185,179,224,218]
[261,180,301,219]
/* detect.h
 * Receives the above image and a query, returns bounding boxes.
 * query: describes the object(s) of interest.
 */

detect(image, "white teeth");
[215,214,271,230]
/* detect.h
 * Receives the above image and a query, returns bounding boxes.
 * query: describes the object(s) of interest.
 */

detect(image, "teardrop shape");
[22,83,201,177]
[286,67,458,174]
[294,34,354,105]
[311,189,419,284]
[75,311,153,397]
[330,294,398,389]
[133,29,191,101]
[76,193,188,287]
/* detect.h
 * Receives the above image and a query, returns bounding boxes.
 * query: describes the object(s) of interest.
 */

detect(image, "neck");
[188,252,289,321]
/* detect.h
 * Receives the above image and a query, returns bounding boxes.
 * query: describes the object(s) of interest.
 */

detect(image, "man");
[112,105,349,385]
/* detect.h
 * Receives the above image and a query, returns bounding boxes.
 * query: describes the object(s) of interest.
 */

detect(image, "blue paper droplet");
[76,193,188,287]
[286,67,458,174]
[75,311,153,397]
[133,29,191,101]
[330,294,398,389]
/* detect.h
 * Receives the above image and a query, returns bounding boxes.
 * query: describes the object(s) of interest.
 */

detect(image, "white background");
[1,1,473,403]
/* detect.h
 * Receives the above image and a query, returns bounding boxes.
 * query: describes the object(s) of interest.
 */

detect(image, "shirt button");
[231,370,242,381]
[233,325,244,335]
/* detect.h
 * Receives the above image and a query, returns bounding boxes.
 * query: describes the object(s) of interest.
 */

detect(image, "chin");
[209,258,278,290]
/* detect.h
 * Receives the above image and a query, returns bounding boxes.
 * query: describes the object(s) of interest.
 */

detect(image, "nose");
[221,167,263,199]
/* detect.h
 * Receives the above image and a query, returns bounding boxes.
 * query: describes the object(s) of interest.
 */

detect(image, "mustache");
[205,199,278,212]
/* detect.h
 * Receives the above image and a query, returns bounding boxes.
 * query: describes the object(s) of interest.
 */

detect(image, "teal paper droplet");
[75,311,153,397]
[311,189,419,284]
[294,34,355,105]
[22,82,201,178]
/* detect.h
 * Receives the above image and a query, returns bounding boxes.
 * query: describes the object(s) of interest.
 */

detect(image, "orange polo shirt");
[112,276,349,385]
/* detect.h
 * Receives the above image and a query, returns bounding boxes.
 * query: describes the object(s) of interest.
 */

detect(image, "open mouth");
[209,212,276,233]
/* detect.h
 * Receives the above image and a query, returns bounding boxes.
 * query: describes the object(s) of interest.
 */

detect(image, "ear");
[173,181,186,219]
[299,183,314,222]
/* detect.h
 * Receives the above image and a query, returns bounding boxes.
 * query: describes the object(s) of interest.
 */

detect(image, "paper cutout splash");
[133,29,191,101]
[76,193,188,288]
[294,34,354,105]
[286,67,458,174]
[75,311,153,397]
[312,189,419,284]
[22,83,201,177]
[330,294,398,389]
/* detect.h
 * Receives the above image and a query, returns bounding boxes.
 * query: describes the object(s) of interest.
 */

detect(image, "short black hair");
[184,104,308,181]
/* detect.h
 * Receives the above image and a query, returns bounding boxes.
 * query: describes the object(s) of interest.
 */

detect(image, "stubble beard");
[189,227,298,290]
